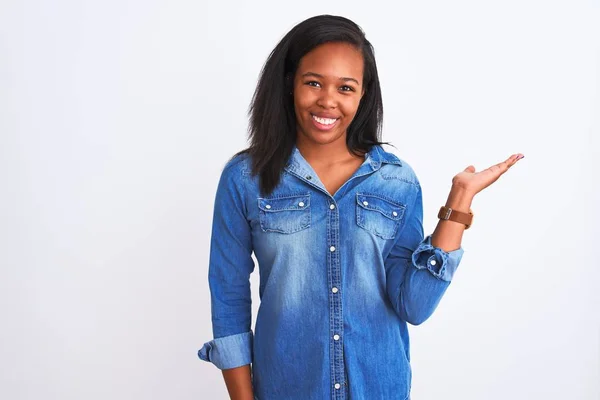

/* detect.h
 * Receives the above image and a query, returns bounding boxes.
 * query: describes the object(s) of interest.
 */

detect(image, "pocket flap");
[258,193,310,212]
[356,193,405,220]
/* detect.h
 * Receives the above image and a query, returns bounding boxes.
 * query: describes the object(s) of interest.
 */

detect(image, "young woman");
[198,14,523,400]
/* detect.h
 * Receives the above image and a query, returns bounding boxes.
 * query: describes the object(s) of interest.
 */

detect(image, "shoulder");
[376,144,420,187]
[214,151,256,201]
[221,151,253,179]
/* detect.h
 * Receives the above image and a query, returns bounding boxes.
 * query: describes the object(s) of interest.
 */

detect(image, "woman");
[198,14,523,400]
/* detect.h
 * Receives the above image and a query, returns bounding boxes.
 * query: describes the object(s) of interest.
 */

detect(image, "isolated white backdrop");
[1,0,598,399]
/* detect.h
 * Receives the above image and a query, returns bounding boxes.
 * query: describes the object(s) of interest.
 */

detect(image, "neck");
[295,134,363,166]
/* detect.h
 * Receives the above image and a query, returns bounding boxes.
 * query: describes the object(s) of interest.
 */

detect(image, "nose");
[316,86,337,109]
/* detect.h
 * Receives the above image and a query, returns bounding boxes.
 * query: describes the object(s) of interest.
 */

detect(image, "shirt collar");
[285,143,402,178]
[367,144,403,170]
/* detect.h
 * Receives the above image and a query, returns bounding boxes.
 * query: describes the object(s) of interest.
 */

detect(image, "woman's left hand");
[451,153,524,196]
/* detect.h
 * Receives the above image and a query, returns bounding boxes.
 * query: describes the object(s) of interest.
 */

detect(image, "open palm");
[452,153,524,196]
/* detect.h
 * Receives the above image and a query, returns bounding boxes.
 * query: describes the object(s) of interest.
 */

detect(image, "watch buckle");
[442,207,452,220]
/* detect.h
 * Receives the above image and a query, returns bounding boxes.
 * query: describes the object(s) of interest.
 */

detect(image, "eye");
[340,85,355,92]
[305,81,321,87]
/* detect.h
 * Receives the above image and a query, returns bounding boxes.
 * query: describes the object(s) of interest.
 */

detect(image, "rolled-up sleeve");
[197,157,255,370]
[198,331,253,370]
[412,234,464,282]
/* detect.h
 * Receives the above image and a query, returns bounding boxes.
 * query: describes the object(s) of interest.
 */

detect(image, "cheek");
[293,87,316,111]
[341,97,362,120]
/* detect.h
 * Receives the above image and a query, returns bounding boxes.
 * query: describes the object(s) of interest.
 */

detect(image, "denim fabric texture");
[198,144,464,400]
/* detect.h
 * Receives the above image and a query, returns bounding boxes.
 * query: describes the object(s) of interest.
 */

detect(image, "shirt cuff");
[198,331,253,370]
[411,235,464,282]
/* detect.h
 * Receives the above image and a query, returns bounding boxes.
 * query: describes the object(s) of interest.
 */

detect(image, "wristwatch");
[438,206,474,229]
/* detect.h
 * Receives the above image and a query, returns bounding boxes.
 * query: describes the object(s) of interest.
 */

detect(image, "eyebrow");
[302,72,360,85]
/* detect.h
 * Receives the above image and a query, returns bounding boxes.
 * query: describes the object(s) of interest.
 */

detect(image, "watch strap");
[438,206,474,229]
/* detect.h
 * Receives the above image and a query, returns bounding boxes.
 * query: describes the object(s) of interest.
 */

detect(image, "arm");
[385,154,523,324]
[430,186,472,252]
[384,182,465,325]
[222,365,254,400]
[197,159,255,398]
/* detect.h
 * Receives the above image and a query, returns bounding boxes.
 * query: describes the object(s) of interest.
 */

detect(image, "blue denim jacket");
[198,144,464,400]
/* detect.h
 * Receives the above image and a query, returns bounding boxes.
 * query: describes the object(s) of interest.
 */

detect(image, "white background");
[1,0,599,399]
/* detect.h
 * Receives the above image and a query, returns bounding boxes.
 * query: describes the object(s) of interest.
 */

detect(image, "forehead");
[296,42,364,82]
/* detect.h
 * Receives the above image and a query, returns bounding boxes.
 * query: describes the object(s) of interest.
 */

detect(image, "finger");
[507,153,524,167]
[484,158,513,177]
[464,165,476,173]
[489,153,524,175]
[497,154,521,172]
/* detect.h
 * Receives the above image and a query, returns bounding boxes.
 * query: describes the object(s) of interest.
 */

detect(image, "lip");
[310,113,339,131]
[311,112,340,119]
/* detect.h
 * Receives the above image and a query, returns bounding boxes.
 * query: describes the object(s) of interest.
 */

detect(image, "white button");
[430,259,437,266]
[331,287,338,293]
[333,334,340,340]
[392,211,398,217]
[334,383,341,389]
[362,201,368,206]
[265,204,271,209]
[330,204,335,210]
[330,246,336,252]
[298,201,305,207]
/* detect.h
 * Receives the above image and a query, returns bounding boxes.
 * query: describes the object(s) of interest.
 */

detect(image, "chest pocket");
[356,193,406,239]
[257,193,311,234]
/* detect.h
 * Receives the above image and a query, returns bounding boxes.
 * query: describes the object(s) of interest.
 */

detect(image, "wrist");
[445,186,474,213]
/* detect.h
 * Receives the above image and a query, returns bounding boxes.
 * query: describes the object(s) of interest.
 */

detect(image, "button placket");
[327,197,345,399]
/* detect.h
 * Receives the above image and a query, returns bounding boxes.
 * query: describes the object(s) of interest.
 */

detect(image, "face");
[292,42,364,147]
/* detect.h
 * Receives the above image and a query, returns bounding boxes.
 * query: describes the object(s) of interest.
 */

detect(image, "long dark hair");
[233,15,389,196]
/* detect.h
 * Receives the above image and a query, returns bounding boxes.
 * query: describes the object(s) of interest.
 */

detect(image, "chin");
[301,129,344,146]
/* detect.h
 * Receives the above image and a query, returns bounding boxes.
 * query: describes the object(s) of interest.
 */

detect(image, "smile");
[311,114,339,131]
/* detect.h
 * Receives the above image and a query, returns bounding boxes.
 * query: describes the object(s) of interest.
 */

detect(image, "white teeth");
[312,115,337,125]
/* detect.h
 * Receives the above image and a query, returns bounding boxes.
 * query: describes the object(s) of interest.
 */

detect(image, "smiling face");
[292,41,364,147]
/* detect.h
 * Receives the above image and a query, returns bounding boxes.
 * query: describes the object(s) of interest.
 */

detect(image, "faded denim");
[198,144,464,399]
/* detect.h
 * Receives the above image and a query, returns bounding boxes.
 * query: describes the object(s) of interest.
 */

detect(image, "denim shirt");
[198,144,464,400]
